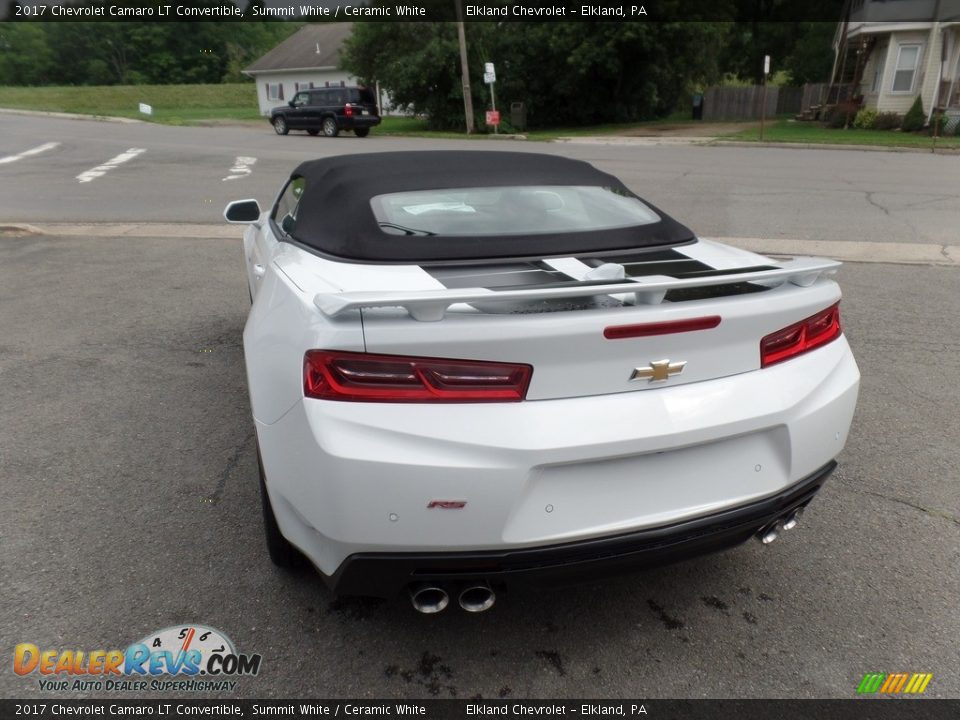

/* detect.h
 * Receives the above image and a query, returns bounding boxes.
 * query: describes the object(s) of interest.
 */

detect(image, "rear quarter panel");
[244,257,364,425]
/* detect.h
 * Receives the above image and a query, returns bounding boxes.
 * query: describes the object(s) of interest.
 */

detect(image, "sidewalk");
[4,223,959,266]
[553,135,960,154]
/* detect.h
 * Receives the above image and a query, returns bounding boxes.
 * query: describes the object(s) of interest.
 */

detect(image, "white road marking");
[223,156,257,181]
[0,142,60,165]
[76,148,146,183]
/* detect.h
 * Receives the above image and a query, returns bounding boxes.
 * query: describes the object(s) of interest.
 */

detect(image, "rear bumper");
[341,116,380,129]
[254,338,859,584]
[330,461,835,597]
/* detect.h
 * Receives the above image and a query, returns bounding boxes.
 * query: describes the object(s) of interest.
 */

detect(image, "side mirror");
[288,99,296,107]
[224,199,261,224]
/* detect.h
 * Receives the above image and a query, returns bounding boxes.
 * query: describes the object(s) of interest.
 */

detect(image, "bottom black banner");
[2,699,957,720]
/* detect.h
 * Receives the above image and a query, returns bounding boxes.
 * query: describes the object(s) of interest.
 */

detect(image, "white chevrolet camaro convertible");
[225,151,859,614]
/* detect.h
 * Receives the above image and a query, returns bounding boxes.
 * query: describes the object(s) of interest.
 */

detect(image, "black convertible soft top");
[287,151,695,262]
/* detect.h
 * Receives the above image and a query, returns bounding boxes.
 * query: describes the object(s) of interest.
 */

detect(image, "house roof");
[245,23,353,74]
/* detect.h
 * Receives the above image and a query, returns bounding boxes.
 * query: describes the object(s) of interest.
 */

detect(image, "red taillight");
[344,104,353,117]
[604,315,721,340]
[303,350,532,403]
[760,302,842,368]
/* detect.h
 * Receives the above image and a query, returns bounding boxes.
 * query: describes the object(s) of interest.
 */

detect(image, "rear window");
[348,88,376,105]
[370,185,660,237]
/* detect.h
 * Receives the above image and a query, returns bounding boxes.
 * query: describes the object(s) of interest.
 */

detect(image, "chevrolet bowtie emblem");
[630,359,687,382]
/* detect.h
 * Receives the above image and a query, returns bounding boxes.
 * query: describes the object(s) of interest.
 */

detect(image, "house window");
[267,83,284,101]
[871,46,886,93]
[891,44,921,93]
[295,81,314,92]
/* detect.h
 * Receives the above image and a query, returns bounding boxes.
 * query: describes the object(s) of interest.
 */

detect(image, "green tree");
[343,22,728,130]
[720,1,844,84]
[901,96,925,132]
[344,22,497,129]
[0,15,300,87]
[783,22,836,84]
[0,23,56,85]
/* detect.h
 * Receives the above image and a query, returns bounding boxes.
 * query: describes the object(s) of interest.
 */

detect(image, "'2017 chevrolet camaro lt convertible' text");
[225,151,859,613]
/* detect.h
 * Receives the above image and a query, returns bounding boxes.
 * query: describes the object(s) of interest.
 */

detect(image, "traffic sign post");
[760,55,770,143]
[484,62,498,134]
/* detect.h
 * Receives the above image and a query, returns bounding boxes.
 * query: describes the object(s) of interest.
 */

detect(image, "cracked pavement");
[1,114,958,699]
[0,235,957,699]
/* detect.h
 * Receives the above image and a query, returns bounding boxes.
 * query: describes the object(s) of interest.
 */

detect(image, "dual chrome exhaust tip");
[409,582,496,614]
[411,506,810,611]
[756,507,805,545]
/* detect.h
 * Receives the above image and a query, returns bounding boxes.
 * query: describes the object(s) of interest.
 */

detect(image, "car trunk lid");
[348,248,842,401]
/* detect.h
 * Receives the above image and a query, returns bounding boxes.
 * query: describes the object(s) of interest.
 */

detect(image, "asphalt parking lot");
[1,114,958,700]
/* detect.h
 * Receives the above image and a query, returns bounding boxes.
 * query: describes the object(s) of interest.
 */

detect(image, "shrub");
[853,108,878,130]
[901,96,925,132]
[874,112,902,130]
[929,112,949,136]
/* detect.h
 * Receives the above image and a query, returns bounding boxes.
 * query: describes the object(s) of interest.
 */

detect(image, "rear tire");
[272,116,289,135]
[354,127,370,138]
[257,444,303,568]
[322,116,339,137]
[307,129,319,136]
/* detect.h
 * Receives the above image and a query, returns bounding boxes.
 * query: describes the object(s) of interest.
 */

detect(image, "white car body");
[228,152,859,611]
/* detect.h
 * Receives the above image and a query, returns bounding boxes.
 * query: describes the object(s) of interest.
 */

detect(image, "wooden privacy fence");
[702,84,813,120]
[702,86,777,121]
[800,83,830,113]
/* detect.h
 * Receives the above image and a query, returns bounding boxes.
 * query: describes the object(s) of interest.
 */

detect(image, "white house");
[244,24,357,117]
[834,1,960,126]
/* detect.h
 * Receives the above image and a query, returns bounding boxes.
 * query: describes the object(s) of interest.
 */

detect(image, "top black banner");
[1,0,939,23]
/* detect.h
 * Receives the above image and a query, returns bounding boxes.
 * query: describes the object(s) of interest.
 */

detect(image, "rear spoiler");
[313,257,841,322]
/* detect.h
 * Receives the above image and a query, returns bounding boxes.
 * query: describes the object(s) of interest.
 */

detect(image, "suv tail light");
[304,350,532,402]
[344,104,354,117]
[760,302,842,368]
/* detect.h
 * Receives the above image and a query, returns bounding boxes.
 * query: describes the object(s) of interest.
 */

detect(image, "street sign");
[484,62,496,84]
[764,55,770,75]
[483,72,495,84]
[486,110,500,126]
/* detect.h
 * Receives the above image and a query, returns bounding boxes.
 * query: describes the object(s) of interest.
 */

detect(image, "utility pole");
[455,0,475,134]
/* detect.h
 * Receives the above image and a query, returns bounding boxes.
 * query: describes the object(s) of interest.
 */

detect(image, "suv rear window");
[370,186,661,237]
[347,88,376,105]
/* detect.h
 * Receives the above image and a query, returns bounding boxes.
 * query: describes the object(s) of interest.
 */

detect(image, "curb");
[0,108,144,124]
[552,136,715,146]
[709,140,960,155]
[710,236,960,267]
[4,223,958,267]
[0,222,235,239]
[549,136,960,154]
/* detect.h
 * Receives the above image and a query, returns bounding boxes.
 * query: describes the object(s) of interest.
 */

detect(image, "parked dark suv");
[270,86,380,138]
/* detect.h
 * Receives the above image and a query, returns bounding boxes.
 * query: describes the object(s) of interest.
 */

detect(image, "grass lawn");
[0,84,262,124]
[729,118,960,149]
[376,111,705,141]
[5,86,955,151]
[375,116,483,139]
[372,116,637,140]
[0,86,740,141]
